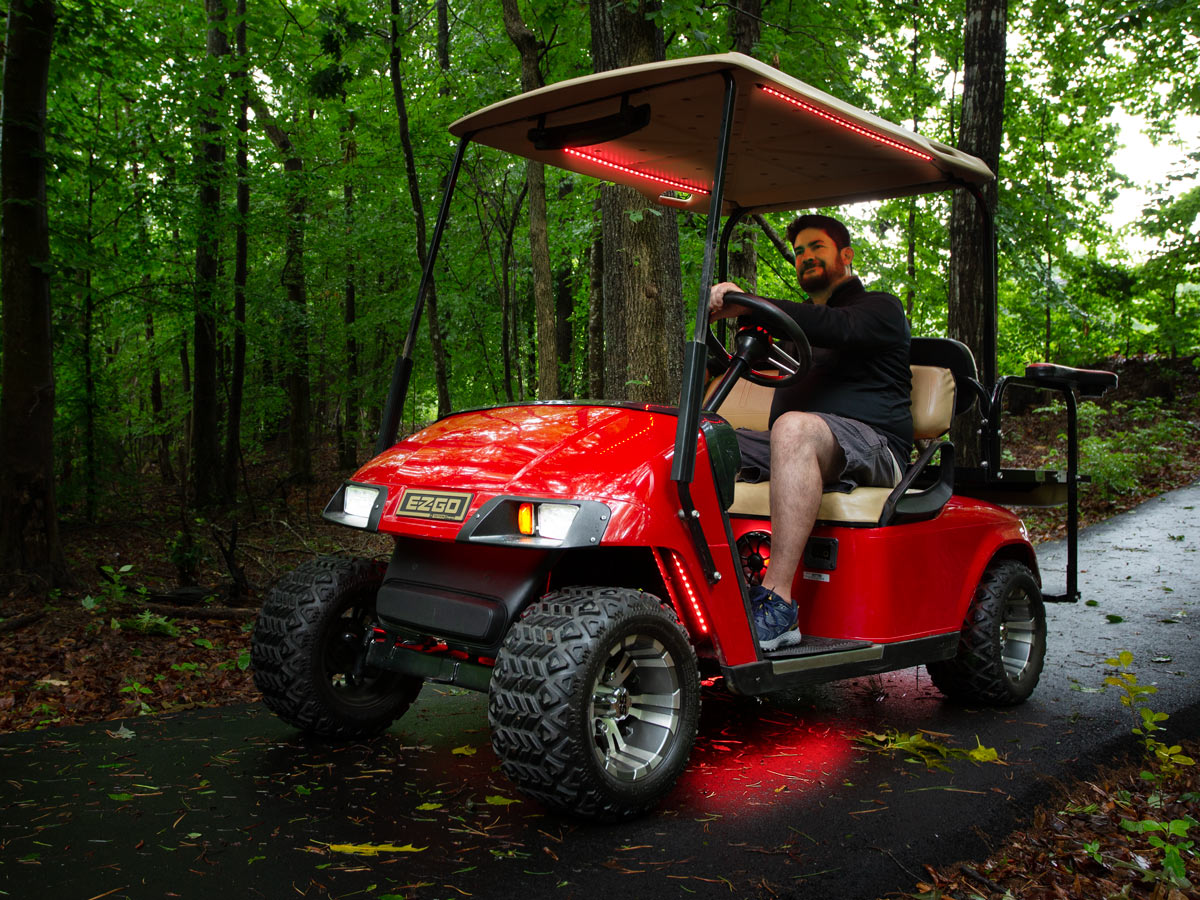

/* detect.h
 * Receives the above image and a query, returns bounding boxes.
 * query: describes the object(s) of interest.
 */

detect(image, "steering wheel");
[706,291,812,387]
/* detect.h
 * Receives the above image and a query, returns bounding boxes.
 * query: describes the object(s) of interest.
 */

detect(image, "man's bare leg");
[760,412,844,605]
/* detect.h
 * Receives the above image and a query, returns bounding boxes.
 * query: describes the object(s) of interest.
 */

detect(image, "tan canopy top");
[449,53,993,216]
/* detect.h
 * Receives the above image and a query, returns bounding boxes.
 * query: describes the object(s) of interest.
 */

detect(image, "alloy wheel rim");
[588,632,683,782]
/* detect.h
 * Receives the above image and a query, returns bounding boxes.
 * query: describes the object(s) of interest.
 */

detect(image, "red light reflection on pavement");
[671,687,857,813]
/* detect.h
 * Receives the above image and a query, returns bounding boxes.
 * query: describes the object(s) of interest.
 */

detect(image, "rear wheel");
[927,559,1046,706]
[489,586,701,821]
[251,556,421,738]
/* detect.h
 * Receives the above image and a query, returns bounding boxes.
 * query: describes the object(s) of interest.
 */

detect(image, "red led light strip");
[670,552,709,634]
[758,85,934,162]
[563,147,711,195]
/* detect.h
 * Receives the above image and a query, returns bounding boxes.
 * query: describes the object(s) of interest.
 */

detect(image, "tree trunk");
[948,0,1006,463]
[590,0,683,404]
[388,0,452,417]
[282,157,312,482]
[224,0,249,499]
[555,263,574,398]
[501,0,560,400]
[726,0,760,292]
[339,130,360,469]
[0,0,70,586]
[247,98,312,483]
[146,314,175,482]
[193,0,230,505]
[587,230,605,398]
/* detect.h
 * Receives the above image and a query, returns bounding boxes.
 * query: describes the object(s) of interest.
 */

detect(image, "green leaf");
[485,795,520,806]
[324,841,427,856]
[967,738,1001,764]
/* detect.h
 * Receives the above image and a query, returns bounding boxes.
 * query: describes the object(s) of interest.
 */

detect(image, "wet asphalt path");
[3,482,1199,900]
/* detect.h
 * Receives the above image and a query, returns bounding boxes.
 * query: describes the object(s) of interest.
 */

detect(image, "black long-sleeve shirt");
[765,276,913,465]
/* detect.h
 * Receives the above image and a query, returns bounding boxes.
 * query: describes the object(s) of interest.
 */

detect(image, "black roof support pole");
[672,71,737,585]
[672,70,736,487]
[374,135,471,456]
[714,208,750,347]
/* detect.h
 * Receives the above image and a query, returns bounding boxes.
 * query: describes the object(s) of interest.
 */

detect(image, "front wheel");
[251,556,422,738]
[489,587,701,821]
[927,559,1046,706]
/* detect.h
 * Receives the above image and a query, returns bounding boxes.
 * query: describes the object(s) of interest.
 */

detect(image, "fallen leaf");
[323,842,427,856]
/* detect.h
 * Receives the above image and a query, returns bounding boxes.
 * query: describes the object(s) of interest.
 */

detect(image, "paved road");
[3,483,1198,900]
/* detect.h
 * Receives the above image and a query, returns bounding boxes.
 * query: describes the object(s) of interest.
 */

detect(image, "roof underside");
[450,53,993,216]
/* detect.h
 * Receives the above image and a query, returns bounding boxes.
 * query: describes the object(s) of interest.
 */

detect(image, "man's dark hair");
[787,214,851,251]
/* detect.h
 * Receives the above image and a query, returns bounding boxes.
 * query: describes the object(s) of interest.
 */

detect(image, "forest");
[0,0,1197,588]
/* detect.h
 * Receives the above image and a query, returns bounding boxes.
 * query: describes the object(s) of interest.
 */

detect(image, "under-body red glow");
[758,84,934,162]
[672,694,858,812]
[563,147,711,195]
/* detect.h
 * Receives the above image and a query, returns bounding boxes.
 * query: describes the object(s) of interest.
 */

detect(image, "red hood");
[352,404,680,503]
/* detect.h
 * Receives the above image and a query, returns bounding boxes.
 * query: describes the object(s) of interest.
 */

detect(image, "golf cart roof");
[450,53,993,215]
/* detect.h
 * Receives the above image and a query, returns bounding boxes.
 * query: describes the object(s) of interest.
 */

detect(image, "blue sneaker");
[750,585,802,650]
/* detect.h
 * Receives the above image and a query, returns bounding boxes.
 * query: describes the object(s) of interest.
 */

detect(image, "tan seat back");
[909,364,955,441]
[715,365,955,440]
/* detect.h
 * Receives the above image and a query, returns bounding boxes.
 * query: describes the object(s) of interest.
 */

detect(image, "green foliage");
[24,0,1200,523]
[1033,398,1199,499]
[1093,652,1199,889]
[119,677,155,715]
[856,729,1003,772]
[1105,650,1196,781]
[80,563,139,615]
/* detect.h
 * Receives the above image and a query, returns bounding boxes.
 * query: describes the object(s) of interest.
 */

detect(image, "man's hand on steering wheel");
[705,284,812,388]
[707,281,752,320]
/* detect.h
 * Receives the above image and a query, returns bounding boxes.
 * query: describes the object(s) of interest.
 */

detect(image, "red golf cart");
[251,53,1116,820]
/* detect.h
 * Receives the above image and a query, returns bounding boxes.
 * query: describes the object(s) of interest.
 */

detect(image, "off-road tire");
[927,559,1046,706]
[251,556,421,738]
[489,586,701,821]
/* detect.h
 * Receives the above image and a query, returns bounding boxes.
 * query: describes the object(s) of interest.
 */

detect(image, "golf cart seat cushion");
[720,364,956,522]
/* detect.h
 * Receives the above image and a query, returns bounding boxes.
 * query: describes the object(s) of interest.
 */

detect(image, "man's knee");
[772,411,833,449]
[771,412,843,475]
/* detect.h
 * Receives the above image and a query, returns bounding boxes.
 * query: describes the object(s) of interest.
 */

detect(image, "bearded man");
[707,214,912,649]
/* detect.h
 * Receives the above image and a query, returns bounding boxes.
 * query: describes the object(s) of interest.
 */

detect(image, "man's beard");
[799,258,844,293]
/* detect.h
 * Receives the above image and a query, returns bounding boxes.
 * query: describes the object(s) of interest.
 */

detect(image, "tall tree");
[726,0,762,291]
[388,0,452,418]
[223,0,250,498]
[249,96,314,484]
[501,0,559,399]
[192,0,231,505]
[590,0,683,404]
[0,0,70,585]
[948,0,1006,459]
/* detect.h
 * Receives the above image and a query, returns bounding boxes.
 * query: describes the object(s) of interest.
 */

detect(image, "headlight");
[518,502,579,541]
[344,484,381,519]
[460,497,611,548]
[322,482,387,531]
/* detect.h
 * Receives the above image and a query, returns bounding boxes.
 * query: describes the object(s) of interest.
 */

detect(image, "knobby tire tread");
[927,559,1045,706]
[251,556,419,739]
[489,586,700,821]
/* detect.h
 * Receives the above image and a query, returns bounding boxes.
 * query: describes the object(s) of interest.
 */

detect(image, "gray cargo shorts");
[735,413,903,493]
